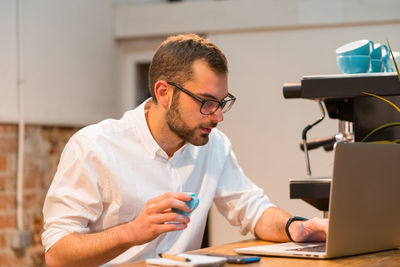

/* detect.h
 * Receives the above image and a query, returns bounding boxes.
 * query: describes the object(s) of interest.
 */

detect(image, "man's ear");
[153,80,172,108]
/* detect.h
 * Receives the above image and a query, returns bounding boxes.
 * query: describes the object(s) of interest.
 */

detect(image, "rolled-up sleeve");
[42,134,104,252]
[213,144,275,235]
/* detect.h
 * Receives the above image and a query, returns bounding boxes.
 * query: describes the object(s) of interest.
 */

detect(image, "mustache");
[200,122,218,128]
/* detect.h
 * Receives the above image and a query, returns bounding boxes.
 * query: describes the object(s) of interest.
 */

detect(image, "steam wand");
[302,101,326,176]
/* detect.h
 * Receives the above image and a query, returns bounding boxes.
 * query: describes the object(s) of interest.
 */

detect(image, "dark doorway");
[136,62,151,106]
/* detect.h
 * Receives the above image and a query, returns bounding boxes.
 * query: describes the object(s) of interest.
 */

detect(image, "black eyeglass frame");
[167,81,236,115]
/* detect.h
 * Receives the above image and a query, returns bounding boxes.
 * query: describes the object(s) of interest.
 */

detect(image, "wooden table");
[117,239,400,266]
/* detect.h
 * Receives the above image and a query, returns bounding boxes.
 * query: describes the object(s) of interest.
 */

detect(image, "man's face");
[166,60,228,146]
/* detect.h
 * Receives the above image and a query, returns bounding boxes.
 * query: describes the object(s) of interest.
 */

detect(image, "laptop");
[234,142,400,259]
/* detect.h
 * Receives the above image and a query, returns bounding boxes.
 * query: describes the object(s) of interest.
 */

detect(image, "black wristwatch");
[285,216,308,242]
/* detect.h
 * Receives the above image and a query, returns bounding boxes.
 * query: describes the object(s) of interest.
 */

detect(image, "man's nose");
[208,106,224,123]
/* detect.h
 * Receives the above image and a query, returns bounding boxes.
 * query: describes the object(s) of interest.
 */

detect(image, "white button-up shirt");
[42,99,274,265]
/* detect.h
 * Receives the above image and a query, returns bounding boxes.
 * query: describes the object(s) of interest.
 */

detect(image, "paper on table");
[146,253,226,266]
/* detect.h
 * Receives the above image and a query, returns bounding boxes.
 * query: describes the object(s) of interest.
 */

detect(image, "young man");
[42,34,327,266]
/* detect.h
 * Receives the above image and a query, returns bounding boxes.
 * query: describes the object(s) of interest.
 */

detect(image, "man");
[42,34,327,266]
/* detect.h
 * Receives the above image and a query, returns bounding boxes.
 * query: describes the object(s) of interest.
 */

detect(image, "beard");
[166,92,217,146]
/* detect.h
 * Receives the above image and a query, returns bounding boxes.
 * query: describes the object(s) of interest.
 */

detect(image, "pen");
[158,253,191,262]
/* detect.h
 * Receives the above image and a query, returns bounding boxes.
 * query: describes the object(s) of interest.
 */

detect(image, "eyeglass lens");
[201,99,234,115]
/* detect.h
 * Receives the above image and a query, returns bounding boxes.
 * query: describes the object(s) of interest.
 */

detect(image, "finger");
[152,212,190,224]
[162,208,172,213]
[140,221,188,238]
[147,192,191,205]
[149,198,190,214]
[300,218,329,242]
[303,232,325,242]
[158,222,188,232]
[306,217,329,232]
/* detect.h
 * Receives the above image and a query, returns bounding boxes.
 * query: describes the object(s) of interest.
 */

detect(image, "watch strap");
[285,216,308,242]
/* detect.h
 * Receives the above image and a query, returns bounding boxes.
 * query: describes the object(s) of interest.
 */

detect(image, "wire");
[302,101,326,176]
[360,122,400,142]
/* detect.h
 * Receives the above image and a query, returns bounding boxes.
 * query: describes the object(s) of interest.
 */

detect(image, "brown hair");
[148,33,228,102]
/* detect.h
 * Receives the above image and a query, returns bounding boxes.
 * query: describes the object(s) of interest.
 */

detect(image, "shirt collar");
[131,98,194,162]
[132,98,168,160]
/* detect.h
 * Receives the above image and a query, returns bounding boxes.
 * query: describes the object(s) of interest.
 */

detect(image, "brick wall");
[0,124,80,267]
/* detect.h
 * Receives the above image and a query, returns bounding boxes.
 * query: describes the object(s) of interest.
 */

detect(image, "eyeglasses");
[167,81,236,115]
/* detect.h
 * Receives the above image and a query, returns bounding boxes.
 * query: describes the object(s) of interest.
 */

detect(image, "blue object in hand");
[172,193,199,216]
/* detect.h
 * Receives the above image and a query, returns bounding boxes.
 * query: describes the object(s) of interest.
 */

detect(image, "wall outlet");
[11,230,32,250]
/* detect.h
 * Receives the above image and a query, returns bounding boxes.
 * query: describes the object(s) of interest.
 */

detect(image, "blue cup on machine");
[369,59,384,72]
[382,53,391,72]
[371,43,389,60]
[337,55,371,74]
[385,51,400,72]
[172,192,199,216]
[336,40,373,74]
[336,39,373,56]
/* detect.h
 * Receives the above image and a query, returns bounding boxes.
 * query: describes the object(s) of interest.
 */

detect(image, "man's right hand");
[122,192,193,246]
[45,192,192,267]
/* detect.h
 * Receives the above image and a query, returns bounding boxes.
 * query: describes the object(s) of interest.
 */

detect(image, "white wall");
[115,0,400,39]
[0,0,18,122]
[115,0,400,246]
[0,0,119,126]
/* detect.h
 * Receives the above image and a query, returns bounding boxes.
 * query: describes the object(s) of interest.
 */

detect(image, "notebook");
[234,142,400,259]
[146,253,226,266]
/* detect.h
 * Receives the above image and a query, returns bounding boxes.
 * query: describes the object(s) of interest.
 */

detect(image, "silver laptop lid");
[327,142,400,258]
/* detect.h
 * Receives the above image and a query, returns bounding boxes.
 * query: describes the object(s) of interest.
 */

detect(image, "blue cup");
[337,55,371,74]
[371,43,389,59]
[369,59,383,72]
[336,40,373,56]
[382,53,390,72]
[385,51,400,72]
[172,193,199,216]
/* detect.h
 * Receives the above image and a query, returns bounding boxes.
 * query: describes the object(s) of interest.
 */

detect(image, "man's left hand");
[289,217,328,242]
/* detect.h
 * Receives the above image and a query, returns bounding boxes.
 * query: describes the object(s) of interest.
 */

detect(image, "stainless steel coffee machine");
[283,72,400,213]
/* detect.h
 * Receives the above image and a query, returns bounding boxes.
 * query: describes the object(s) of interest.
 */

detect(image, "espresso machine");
[283,72,400,214]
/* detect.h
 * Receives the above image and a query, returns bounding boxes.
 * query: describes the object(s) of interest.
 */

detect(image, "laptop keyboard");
[288,244,326,253]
